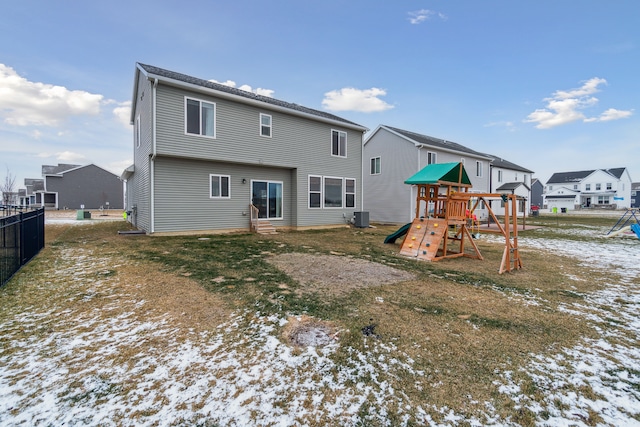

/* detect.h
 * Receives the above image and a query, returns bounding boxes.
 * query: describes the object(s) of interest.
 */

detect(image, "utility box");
[354,211,369,228]
[76,210,91,220]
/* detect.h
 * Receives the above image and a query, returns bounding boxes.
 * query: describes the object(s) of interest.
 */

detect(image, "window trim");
[331,129,347,158]
[476,161,483,178]
[370,157,381,175]
[135,115,141,148]
[185,96,216,138]
[427,151,437,165]
[210,174,231,199]
[345,178,356,209]
[323,176,344,208]
[260,113,272,138]
[308,175,322,209]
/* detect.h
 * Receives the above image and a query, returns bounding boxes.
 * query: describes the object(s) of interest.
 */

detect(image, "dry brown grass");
[1,217,623,425]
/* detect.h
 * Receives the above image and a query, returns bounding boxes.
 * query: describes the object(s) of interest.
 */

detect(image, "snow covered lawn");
[0,221,638,426]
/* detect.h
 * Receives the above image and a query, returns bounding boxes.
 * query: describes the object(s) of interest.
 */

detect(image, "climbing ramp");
[399,218,448,260]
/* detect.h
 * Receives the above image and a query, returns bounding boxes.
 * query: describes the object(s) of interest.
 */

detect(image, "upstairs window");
[135,115,141,148]
[210,174,230,199]
[331,130,347,157]
[370,157,381,175]
[260,113,272,137]
[427,151,437,165]
[186,97,215,137]
[497,170,503,183]
[596,183,601,191]
[585,184,591,191]
[606,182,612,190]
[476,161,483,177]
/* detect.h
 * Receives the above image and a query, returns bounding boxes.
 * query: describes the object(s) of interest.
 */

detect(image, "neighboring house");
[530,178,544,208]
[19,164,124,210]
[122,63,368,234]
[543,168,633,211]
[631,182,640,208]
[363,125,492,224]
[486,155,534,216]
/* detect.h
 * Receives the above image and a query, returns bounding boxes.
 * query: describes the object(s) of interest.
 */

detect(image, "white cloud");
[0,64,103,127]
[112,101,132,127]
[525,78,633,129]
[322,87,394,113]
[211,79,274,97]
[56,151,86,163]
[408,9,447,25]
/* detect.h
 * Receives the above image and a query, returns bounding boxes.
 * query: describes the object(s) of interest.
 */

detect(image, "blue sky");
[1,0,638,192]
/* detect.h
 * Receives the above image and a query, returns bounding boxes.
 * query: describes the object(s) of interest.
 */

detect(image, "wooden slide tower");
[398,162,522,274]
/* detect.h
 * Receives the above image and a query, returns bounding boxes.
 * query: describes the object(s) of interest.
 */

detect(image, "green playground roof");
[404,162,472,186]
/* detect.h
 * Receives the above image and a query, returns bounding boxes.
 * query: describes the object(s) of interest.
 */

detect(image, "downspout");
[150,78,158,233]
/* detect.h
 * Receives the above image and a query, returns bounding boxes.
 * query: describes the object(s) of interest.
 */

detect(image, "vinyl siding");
[128,73,153,232]
[46,165,123,209]
[152,83,363,230]
[153,157,293,232]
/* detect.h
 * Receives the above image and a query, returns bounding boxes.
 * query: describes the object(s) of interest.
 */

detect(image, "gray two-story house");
[122,63,368,234]
[362,125,493,224]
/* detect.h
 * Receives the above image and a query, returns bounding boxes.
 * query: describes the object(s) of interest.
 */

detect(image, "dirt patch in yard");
[266,253,415,297]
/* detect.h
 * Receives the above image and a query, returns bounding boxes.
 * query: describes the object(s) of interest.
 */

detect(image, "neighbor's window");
[260,113,272,137]
[597,195,610,204]
[324,177,343,208]
[596,183,601,191]
[210,174,230,198]
[331,130,347,157]
[585,184,591,191]
[345,178,356,208]
[135,115,141,148]
[427,151,437,165]
[497,170,503,183]
[309,175,322,208]
[476,161,483,177]
[606,182,612,190]
[186,97,216,137]
[370,157,381,175]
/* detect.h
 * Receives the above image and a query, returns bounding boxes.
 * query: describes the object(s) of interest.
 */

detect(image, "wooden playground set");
[384,162,523,274]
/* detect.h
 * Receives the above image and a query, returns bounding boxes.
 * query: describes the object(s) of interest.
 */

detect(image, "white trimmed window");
[309,175,322,208]
[476,161,483,177]
[585,184,591,191]
[345,178,356,208]
[427,151,437,165]
[210,174,230,199]
[370,157,381,175]
[497,170,502,183]
[324,177,343,208]
[260,113,272,137]
[596,183,601,190]
[606,182,612,190]
[331,130,347,157]
[135,115,141,148]
[186,97,216,137]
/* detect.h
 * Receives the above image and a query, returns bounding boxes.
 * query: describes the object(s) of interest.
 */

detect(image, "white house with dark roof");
[543,168,633,211]
[485,155,534,216]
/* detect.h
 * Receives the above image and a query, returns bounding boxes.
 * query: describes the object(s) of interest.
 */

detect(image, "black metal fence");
[1,207,45,287]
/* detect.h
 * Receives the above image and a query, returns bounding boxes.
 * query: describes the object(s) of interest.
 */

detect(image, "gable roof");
[133,63,367,132]
[485,154,534,173]
[369,125,492,160]
[496,182,530,192]
[42,164,81,176]
[404,162,472,186]
[547,167,628,184]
